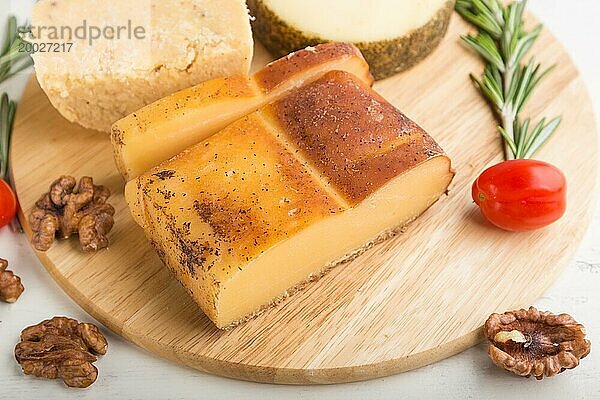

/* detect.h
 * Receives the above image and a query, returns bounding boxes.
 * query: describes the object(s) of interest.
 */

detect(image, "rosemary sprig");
[1,15,31,182]
[1,16,33,83]
[455,0,561,160]
[0,93,16,181]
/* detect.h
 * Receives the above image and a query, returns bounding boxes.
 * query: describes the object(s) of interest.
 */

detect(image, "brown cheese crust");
[270,71,444,204]
[131,113,345,322]
[112,42,372,180]
[117,42,368,144]
[127,71,451,327]
[255,42,372,91]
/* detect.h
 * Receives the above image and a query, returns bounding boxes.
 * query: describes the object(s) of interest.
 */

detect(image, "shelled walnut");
[484,306,591,380]
[14,317,108,388]
[29,176,115,252]
[0,258,24,302]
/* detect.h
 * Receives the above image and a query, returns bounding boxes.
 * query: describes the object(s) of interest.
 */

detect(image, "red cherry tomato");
[472,159,566,231]
[0,178,17,228]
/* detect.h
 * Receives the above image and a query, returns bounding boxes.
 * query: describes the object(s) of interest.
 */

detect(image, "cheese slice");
[112,42,372,180]
[31,0,253,132]
[126,71,453,328]
[249,0,453,79]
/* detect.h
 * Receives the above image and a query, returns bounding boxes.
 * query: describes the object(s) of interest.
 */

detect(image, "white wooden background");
[1,1,598,399]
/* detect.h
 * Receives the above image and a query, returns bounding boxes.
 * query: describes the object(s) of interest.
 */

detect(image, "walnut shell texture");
[484,306,591,380]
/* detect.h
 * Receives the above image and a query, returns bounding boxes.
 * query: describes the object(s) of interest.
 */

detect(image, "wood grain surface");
[9,14,599,384]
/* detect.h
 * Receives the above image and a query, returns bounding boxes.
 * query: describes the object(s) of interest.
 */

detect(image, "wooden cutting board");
[10,14,598,384]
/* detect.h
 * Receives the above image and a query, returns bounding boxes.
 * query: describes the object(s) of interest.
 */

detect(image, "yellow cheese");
[256,0,450,42]
[30,0,253,132]
[249,0,454,79]
[112,42,372,180]
[126,71,454,328]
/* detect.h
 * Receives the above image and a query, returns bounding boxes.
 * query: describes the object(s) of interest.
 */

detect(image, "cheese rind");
[127,112,344,323]
[112,42,372,180]
[126,71,453,328]
[259,0,450,42]
[31,0,253,132]
[249,0,454,79]
[270,73,445,203]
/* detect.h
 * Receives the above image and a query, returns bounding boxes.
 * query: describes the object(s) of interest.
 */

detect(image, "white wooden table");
[1,1,599,398]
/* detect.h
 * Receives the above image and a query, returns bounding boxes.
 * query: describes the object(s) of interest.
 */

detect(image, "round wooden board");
[10,14,599,384]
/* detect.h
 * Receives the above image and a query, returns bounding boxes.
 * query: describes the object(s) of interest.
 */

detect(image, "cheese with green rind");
[249,0,454,79]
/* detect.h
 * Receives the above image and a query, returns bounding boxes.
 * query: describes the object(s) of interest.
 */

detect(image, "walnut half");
[14,317,108,388]
[484,306,591,380]
[0,257,24,303]
[29,176,115,252]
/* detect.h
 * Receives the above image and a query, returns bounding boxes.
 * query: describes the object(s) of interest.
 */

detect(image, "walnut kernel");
[14,317,108,388]
[484,306,591,380]
[29,176,115,252]
[0,258,24,303]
